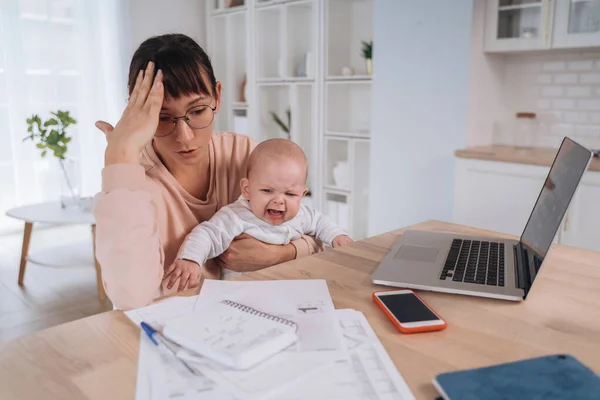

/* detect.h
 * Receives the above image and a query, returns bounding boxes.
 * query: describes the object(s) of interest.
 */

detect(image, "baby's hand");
[163,259,202,292]
[332,235,353,248]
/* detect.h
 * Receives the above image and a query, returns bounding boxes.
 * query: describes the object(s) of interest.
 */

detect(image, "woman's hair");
[128,33,217,100]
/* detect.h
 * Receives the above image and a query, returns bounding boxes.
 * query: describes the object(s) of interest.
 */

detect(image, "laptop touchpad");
[394,245,439,263]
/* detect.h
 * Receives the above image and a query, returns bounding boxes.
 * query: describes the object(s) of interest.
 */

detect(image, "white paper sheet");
[275,309,416,400]
[125,295,198,329]
[168,279,348,399]
[195,279,343,352]
[127,296,236,399]
[135,332,235,400]
[179,348,342,400]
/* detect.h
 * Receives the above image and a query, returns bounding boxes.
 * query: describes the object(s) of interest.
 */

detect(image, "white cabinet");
[559,172,600,252]
[453,158,600,252]
[453,158,548,236]
[484,0,600,52]
[553,0,600,49]
[484,0,551,52]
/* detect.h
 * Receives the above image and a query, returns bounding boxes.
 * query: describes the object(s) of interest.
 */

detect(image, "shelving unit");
[206,0,373,239]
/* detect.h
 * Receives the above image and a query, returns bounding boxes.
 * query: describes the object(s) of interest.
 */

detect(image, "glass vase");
[58,157,80,209]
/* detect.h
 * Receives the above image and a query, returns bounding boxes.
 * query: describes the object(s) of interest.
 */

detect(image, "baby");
[165,138,353,287]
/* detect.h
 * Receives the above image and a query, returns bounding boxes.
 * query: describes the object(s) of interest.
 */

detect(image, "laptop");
[372,137,593,301]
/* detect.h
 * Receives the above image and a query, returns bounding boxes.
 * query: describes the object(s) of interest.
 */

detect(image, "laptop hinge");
[514,243,531,299]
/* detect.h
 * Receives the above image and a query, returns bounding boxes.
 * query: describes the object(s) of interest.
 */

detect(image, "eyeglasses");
[156,104,217,137]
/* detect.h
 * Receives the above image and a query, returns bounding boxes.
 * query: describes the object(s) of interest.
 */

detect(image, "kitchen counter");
[455,145,600,172]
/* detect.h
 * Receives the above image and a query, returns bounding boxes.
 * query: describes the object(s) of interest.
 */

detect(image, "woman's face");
[153,82,221,167]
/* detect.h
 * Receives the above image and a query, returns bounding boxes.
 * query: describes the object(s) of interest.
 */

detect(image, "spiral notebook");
[162,300,299,370]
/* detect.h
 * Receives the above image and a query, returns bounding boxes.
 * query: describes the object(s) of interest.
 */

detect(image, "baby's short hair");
[247,139,308,181]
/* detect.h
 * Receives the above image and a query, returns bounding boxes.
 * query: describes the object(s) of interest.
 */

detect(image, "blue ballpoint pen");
[140,321,196,375]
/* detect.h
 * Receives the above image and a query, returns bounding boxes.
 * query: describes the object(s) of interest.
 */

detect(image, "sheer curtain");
[0,0,127,233]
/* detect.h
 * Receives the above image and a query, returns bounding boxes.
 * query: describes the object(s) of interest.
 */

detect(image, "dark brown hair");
[128,33,217,100]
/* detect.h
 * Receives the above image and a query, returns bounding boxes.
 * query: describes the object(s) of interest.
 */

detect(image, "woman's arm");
[216,234,323,272]
[93,165,164,309]
[93,62,166,309]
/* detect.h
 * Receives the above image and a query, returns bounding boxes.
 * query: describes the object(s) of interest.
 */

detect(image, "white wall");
[367,0,473,236]
[498,53,600,150]
[121,0,207,71]
[466,3,600,150]
[465,0,507,147]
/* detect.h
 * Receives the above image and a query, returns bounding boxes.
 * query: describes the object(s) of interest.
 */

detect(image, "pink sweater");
[93,132,321,310]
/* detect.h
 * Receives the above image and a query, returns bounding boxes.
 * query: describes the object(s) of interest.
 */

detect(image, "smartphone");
[372,289,446,334]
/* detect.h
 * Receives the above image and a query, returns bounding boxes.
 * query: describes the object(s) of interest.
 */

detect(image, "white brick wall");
[503,52,600,149]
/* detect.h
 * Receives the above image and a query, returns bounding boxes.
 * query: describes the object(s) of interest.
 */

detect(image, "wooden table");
[1,220,600,399]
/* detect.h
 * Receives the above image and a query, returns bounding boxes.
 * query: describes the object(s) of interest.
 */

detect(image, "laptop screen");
[519,137,592,283]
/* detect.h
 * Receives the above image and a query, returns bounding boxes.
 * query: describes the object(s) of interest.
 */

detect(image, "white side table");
[5,201,105,301]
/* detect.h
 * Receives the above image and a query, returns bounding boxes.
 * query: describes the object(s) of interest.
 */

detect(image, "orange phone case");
[372,289,447,334]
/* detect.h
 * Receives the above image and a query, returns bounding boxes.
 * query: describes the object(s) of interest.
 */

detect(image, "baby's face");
[241,158,308,225]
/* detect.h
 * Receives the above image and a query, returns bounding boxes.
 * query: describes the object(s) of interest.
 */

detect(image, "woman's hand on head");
[96,61,164,165]
[217,234,296,272]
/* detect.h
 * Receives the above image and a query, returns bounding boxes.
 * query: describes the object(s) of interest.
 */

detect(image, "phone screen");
[378,292,439,323]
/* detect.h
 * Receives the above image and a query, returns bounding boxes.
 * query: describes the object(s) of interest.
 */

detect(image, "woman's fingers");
[146,70,164,115]
[135,62,155,108]
[163,261,177,280]
[167,268,182,289]
[178,271,190,292]
[94,121,114,137]
[127,70,144,107]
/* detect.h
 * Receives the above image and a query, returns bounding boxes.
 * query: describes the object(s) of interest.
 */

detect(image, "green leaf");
[44,118,58,127]
[41,150,47,157]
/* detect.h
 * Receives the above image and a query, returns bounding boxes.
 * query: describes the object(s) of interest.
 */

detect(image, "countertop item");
[455,145,600,172]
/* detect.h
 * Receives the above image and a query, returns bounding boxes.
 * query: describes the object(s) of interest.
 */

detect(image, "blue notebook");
[433,354,600,400]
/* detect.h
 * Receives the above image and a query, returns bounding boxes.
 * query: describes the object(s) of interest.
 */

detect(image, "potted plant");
[361,40,373,75]
[269,108,291,140]
[24,110,78,208]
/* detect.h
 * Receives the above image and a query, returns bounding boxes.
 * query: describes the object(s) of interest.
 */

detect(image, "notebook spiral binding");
[221,300,298,332]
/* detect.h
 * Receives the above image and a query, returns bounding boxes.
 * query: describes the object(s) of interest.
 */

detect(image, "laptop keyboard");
[439,239,505,286]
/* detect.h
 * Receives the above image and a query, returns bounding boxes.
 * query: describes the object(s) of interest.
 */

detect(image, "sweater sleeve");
[299,204,347,246]
[92,164,164,310]
[177,205,246,266]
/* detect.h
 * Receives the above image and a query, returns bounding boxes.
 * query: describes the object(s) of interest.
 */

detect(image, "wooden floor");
[0,224,112,344]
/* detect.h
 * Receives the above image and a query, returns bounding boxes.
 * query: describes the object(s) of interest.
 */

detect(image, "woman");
[93,34,321,310]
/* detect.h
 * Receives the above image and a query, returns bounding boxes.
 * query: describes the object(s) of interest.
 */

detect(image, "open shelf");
[230,12,247,103]
[323,191,350,233]
[326,82,371,136]
[286,1,316,79]
[324,137,350,190]
[256,7,284,79]
[326,0,373,77]
[258,84,290,141]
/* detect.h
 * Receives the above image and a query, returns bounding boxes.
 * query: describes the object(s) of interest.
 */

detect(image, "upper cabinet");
[553,0,600,48]
[485,0,600,52]
[485,0,550,52]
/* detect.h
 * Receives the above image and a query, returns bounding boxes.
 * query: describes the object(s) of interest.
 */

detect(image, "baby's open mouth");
[267,209,284,217]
